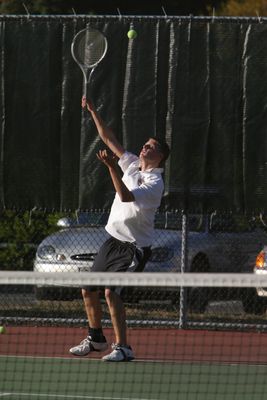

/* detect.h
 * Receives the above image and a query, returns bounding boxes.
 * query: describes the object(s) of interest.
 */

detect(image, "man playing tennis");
[69,96,170,361]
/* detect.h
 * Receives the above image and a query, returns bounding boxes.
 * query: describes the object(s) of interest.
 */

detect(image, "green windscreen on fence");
[0,15,266,212]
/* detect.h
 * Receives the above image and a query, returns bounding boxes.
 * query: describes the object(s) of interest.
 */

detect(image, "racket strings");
[74,30,107,68]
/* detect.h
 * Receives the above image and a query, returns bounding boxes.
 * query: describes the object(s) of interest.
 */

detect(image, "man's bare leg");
[105,288,127,345]
[82,289,102,328]
[69,289,108,356]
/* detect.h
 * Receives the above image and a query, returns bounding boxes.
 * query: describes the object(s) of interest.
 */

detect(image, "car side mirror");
[57,217,73,228]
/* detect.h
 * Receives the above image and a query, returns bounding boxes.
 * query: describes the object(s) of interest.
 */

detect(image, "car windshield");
[154,213,205,232]
[59,212,206,231]
[209,213,256,233]
[76,212,109,226]
[57,212,109,227]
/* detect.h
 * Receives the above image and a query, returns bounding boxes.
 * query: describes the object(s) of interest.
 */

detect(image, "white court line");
[0,354,162,364]
[0,354,94,362]
[1,354,267,367]
[0,393,156,400]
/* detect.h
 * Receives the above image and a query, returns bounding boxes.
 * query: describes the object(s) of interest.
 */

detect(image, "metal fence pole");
[179,210,189,328]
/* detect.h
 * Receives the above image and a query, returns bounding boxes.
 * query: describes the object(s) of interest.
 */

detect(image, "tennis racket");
[71,27,108,97]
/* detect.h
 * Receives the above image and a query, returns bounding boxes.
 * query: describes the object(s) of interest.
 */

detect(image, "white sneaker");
[69,336,108,356]
[102,343,134,362]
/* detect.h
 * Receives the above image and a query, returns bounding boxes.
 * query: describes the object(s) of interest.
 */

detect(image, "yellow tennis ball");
[127,29,137,39]
[0,326,6,334]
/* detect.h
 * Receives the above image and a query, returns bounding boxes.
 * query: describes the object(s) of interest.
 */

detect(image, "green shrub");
[0,209,65,271]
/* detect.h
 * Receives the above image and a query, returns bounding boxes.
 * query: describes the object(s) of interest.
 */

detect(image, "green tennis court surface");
[1,356,267,400]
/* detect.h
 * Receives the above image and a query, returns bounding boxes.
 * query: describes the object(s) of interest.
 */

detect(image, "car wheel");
[35,286,52,301]
[188,253,210,313]
[241,289,266,315]
[35,286,80,301]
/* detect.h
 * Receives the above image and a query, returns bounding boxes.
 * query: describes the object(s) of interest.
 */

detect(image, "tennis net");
[1,271,267,400]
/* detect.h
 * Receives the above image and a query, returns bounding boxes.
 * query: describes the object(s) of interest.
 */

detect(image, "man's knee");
[105,288,121,303]
[104,288,112,302]
[82,288,88,299]
[82,288,98,299]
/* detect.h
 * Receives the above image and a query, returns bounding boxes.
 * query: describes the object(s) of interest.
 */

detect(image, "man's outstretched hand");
[96,149,118,169]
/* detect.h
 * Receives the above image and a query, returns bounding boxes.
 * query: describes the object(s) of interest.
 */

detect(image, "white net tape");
[0,271,267,288]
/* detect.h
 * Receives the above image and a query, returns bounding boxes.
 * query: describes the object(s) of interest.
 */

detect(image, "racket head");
[71,27,108,72]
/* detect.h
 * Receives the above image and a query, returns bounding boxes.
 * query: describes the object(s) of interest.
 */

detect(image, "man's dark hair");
[153,137,170,167]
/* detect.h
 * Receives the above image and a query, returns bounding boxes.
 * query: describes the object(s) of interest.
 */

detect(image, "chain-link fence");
[1,208,267,330]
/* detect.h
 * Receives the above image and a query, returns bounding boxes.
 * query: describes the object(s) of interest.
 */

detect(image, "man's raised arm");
[82,96,125,159]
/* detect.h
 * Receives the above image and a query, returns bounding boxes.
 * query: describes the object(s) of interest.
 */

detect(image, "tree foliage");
[216,0,267,16]
[0,210,64,270]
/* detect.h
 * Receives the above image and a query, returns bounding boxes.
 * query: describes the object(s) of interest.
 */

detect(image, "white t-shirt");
[105,151,164,247]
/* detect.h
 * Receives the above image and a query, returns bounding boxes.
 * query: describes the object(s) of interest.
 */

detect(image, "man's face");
[139,138,163,165]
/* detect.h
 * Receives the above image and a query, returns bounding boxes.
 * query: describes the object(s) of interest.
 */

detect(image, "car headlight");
[37,245,57,260]
[255,251,267,269]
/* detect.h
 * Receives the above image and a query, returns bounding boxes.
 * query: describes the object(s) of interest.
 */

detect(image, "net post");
[179,210,189,328]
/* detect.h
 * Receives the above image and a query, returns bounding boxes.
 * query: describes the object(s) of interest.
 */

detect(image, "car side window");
[209,214,253,233]
[154,213,205,232]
